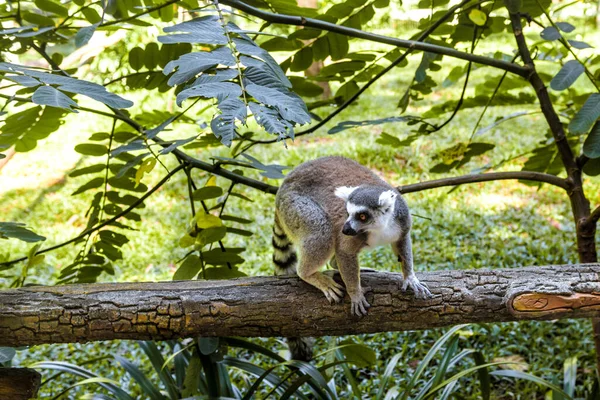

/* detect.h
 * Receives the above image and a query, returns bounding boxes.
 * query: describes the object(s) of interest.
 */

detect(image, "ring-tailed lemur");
[273,156,431,360]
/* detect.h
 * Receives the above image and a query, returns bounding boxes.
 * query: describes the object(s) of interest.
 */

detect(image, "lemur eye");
[358,213,368,222]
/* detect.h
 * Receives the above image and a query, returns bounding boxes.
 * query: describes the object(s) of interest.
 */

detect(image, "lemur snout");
[342,222,357,236]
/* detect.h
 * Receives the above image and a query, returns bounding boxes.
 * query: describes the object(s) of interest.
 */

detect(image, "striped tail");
[272,214,297,275]
[273,215,312,360]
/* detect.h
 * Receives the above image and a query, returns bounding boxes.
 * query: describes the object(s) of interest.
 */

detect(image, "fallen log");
[1,264,600,347]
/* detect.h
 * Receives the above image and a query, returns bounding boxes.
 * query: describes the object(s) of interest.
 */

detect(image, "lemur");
[272,156,431,360]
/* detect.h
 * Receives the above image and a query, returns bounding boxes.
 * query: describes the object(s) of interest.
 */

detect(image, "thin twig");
[397,171,569,194]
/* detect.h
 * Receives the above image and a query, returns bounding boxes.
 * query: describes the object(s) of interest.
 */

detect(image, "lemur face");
[335,186,397,236]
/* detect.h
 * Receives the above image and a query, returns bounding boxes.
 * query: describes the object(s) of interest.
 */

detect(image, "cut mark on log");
[512,292,600,314]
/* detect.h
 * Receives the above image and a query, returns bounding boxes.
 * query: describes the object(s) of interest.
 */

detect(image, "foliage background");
[1,0,600,397]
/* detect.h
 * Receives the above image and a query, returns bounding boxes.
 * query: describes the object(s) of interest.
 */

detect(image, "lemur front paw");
[321,276,344,304]
[350,293,370,317]
[402,275,432,299]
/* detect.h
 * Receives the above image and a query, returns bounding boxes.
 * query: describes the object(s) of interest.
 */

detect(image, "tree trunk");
[1,264,600,347]
[0,368,41,400]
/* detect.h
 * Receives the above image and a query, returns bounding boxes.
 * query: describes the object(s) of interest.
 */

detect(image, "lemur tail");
[272,214,297,275]
[272,214,313,361]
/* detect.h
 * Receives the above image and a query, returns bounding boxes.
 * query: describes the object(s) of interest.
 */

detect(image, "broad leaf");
[75,24,98,48]
[568,40,592,49]
[0,347,16,363]
[569,93,600,135]
[173,255,202,280]
[556,22,575,33]
[0,222,46,242]
[32,86,78,111]
[583,123,600,158]
[540,26,560,41]
[193,186,223,201]
[176,82,242,106]
[158,16,228,45]
[550,60,584,91]
[163,48,236,86]
[0,106,68,152]
[245,83,310,125]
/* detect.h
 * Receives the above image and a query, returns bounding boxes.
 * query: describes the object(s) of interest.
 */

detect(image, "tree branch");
[508,11,596,263]
[1,264,600,346]
[242,0,474,147]
[220,0,529,78]
[397,171,569,194]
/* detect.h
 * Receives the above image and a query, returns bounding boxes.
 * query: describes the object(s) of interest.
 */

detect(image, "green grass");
[2,13,600,400]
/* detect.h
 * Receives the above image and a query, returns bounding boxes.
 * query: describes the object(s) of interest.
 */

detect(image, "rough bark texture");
[1,264,600,347]
[0,368,41,400]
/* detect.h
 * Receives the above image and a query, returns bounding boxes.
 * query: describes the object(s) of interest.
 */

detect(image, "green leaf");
[583,157,600,176]
[246,83,311,125]
[199,337,220,355]
[177,82,242,107]
[75,144,108,156]
[220,215,253,224]
[0,106,68,152]
[196,226,227,246]
[540,26,560,41]
[226,227,253,237]
[0,222,46,242]
[563,356,577,397]
[163,47,236,86]
[550,60,584,91]
[338,340,376,368]
[289,77,324,97]
[144,43,160,70]
[193,186,224,201]
[468,9,487,26]
[568,40,592,49]
[129,47,145,71]
[201,249,244,265]
[0,63,133,109]
[32,86,78,111]
[556,22,575,33]
[249,102,293,137]
[82,7,102,23]
[173,254,202,280]
[75,24,98,48]
[327,33,349,60]
[490,370,574,400]
[0,347,16,363]
[583,123,600,158]
[72,177,105,195]
[569,93,600,134]
[195,211,223,229]
[35,0,69,17]
[114,355,166,400]
[158,16,227,45]
[290,47,314,72]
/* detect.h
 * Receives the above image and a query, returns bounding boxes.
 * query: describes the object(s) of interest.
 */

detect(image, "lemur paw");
[351,293,370,317]
[402,275,432,299]
[321,277,344,304]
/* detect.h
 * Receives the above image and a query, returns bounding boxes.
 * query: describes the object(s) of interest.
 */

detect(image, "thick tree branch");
[397,171,569,193]
[1,264,600,346]
[508,11,596,264]
[220,0,529,78]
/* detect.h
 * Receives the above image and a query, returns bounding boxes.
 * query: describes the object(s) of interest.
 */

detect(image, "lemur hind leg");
[278,194,344,303]
[392,233,432,299]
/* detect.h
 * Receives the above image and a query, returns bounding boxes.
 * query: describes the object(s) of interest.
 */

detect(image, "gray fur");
[273,156,431,359]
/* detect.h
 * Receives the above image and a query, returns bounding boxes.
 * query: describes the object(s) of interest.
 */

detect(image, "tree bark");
[0,368,41,400]
[1,264,600,347]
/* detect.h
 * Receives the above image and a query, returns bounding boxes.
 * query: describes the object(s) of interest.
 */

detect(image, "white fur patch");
[378,190,397,209]
[366,207,401,248]
[335,186,358,201]
[346,202,368,215]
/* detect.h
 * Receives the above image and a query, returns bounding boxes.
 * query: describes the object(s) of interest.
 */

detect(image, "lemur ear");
[335,186,358,201]
[378,190,397,208]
